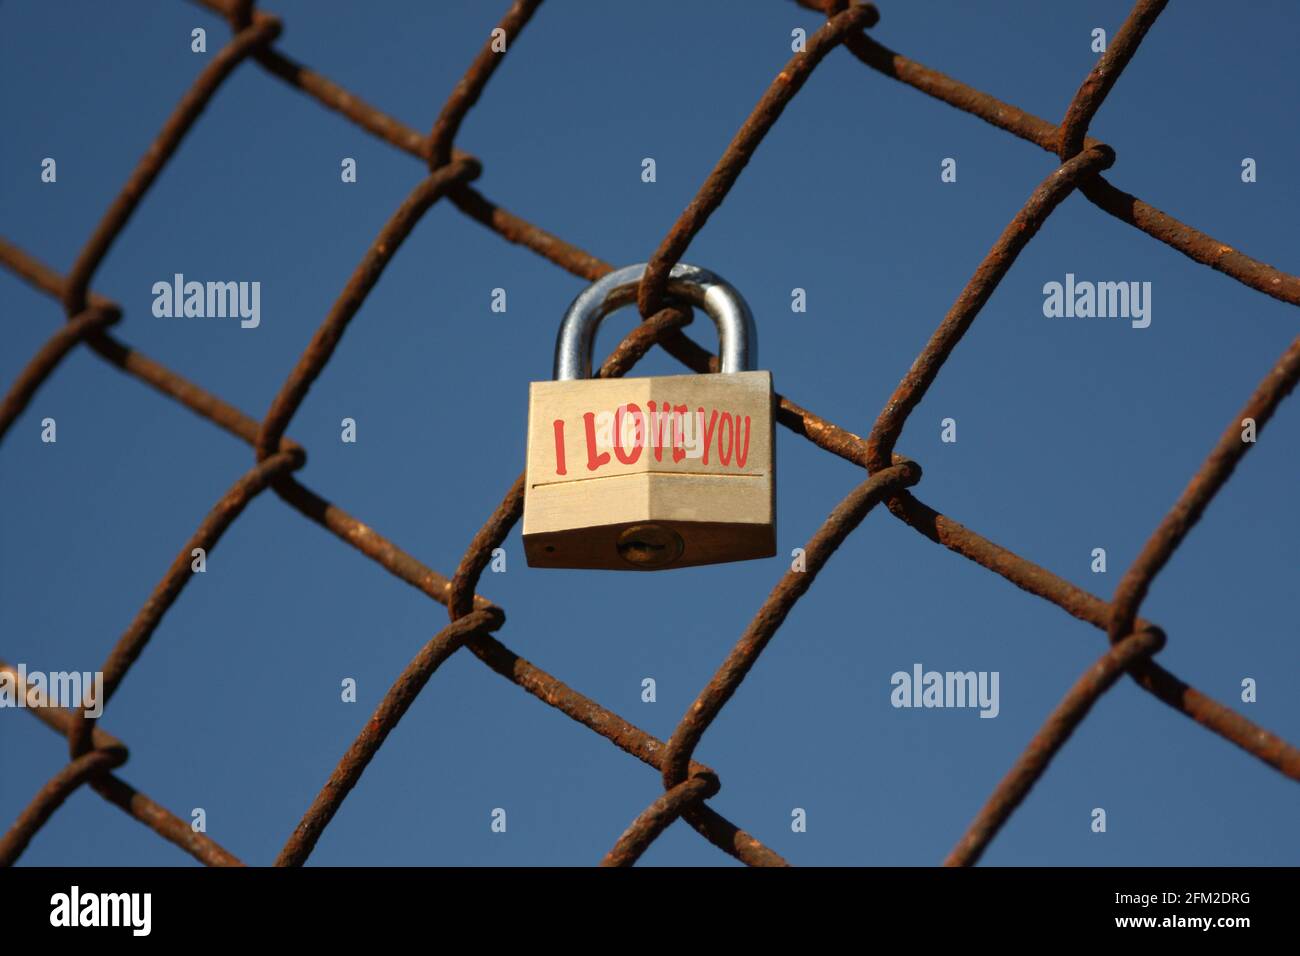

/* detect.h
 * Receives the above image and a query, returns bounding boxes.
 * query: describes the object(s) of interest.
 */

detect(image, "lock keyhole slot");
[617,524,684,569]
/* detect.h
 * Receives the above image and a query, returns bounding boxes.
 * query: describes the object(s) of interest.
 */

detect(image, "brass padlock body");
[523,369,775,569]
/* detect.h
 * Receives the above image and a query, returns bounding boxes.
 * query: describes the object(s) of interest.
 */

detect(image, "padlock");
[522,262,776,570]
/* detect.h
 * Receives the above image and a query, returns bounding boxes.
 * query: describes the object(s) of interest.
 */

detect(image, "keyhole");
[616,524,684,569]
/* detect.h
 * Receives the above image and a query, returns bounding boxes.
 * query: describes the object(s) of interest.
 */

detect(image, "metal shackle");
[553,263,757,381]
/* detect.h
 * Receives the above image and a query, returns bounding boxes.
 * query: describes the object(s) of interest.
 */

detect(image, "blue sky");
[2,0,1297,866]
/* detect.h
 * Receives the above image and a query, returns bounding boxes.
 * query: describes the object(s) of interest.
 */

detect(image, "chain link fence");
[2,0,1297,867]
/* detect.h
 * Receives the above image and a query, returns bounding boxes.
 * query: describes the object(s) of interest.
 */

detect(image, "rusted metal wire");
[62,16,283,318]
[943,628,1166,867]
[601,774,721,868]
[636,2,880,317]
[0,749,127,867]
[427,0,543,170]
[795,0,1300,307]
[0,305,119,440]
[660,461,922,790]
[1107,336,1300,646]
[91,774,245,867]
[863,145,1115,474]
[67,448,306,759]
[0,659,244,866]
[3,0,1297,868]
[254,159,481,462]
[1057,0,1168,162]
[276,607,506,867]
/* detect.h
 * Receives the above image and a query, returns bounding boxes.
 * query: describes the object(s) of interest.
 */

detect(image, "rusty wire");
[2,0,1298,869]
